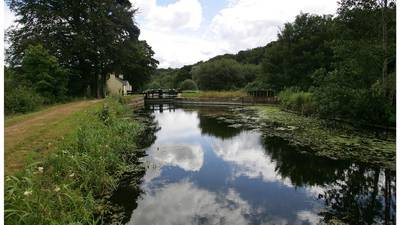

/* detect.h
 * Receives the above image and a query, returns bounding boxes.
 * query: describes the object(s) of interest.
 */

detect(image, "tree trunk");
[382,0,388,96]
[100,73,107,98]
[384,169,392,225]
[91,73,99,98]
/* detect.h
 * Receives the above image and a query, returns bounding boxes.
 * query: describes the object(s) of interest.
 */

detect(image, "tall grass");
[5,97,147,224]
[278,88,316,115]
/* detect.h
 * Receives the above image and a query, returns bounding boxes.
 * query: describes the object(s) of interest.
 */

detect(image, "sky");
[4,0,339,68]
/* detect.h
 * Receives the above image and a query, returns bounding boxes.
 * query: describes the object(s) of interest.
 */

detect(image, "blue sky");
[4,0,339,68]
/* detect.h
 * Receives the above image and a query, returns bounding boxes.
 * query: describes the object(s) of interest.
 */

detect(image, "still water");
[125,105,395,225]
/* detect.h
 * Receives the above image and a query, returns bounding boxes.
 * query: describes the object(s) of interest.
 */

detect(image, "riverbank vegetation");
[5,97,148,224]
[147,0,395,127]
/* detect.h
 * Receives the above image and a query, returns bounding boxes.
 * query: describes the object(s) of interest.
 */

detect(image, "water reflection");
[212,131,292,185]
[129,181,251,225]
[148,144,204,172]
[197,111,242,139]
[123,105,395,225]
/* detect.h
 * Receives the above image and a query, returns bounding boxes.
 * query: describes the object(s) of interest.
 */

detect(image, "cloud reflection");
[212,131,291,185]
[149,144,204,172]
[154,110,201,142]
[128,181,251,225]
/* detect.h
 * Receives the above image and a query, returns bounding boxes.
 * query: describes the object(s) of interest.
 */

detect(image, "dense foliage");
[6,0,158,99]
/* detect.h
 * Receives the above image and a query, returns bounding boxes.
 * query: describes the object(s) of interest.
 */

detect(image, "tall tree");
[6,0,157,98]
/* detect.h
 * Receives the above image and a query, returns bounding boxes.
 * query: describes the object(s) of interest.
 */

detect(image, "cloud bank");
[132,0,338,68]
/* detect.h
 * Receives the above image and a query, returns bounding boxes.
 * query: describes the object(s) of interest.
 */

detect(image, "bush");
[179,79,198,90]
[278,88,316,115]
[5,86,44,114]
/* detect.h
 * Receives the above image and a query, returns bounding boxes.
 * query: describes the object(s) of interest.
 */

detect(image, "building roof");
[114,75,130,86]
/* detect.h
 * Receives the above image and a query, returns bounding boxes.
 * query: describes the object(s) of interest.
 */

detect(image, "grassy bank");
[251,105,395,170]
[5,99,103,174]
[5,97,147,224]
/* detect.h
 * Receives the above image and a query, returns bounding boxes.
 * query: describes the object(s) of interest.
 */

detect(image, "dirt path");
[5,99,102,174]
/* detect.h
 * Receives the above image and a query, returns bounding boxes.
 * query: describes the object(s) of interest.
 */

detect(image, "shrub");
[179,79,198,90]
[278,88,316,115]
[5,86,44,114]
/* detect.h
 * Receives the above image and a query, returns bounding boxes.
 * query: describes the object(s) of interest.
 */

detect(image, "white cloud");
[140,28,227,68]
[209,0,338,52]
[3,4,16,30]
[133,0,337,68]
[133,0,202,31]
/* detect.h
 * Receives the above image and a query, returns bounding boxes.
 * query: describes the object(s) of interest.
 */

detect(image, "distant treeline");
[148,0,396,125]
[5,0,158,114]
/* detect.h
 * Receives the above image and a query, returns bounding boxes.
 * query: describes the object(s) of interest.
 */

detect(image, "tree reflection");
[197,108,243,139]
[321,166,395,225]
[262,136,349,187]
[262,136,396,225]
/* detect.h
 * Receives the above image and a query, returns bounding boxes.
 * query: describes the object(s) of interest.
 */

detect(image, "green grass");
[5,100,103,174]
[180,90,247,98]
[253,105,396,170]
[5,98,94,126]
[5,97,146,224]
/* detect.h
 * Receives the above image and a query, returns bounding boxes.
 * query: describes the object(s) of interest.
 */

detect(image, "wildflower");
[38,167,44,173]
[54,186,61,192]
[24,190,32,196]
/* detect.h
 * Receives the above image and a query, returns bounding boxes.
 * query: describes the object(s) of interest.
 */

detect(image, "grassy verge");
[5,98,94,127]
[180,90,247,98]
[251,105,395,170]
[5,100,102,174]
[5,97,147,224]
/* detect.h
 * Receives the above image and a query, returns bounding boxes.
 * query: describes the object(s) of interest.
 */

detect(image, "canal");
[122,105,395,225]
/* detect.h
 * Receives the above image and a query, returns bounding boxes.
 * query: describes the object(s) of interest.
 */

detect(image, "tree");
[7,0,157,98]
[114,40,158,91]
[21,44,68,103]
[192,58,246,90]
[260,13,335,91]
